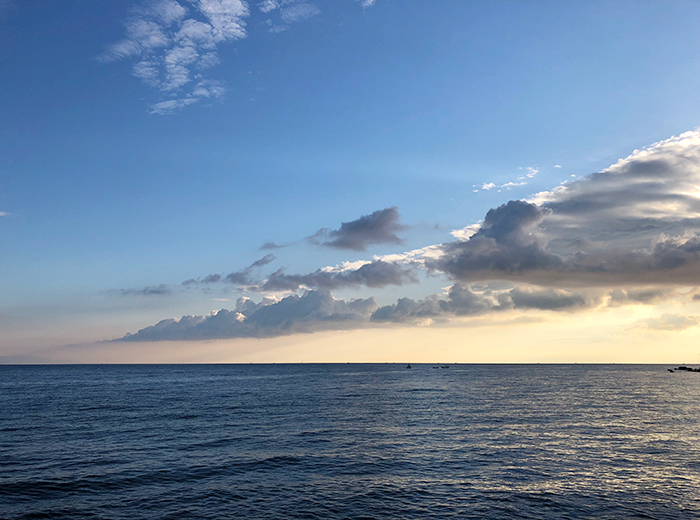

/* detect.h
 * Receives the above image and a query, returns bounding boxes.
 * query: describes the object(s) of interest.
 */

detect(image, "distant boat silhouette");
[406,364,412,369]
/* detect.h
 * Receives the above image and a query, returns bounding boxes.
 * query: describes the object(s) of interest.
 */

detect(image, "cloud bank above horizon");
[119,129,700,341]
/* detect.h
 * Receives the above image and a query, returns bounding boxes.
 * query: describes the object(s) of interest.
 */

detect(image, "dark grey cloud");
[250,260,418,292]
[608,288,676,306]
[121,284,171,296]
[224,253,276,284]
[260,241,289,250]
[371,284,596,323]
[249,254,276,269]
[431,200,563,280]
[311,207,406,251]
[498,287,593,311]
[119,290,378,341]
[118,280,684,340]
[183,254,276,286]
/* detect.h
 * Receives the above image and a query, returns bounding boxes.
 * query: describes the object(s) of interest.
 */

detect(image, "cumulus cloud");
[427,131,700,286]
[121,284,171,296]
[118,278,689,340]
[311,207,406,251]
[119,289,378,340]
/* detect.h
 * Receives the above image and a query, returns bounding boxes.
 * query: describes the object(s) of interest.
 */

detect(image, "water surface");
[1,364,699,519]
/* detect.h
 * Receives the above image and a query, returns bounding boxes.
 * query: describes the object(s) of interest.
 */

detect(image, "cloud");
[498,287,594,311]
[426,131,700,286]
[183,253,276,286]
[225,253,276,283]
[371,284,491,323]
[476,167,537,192]
[101,0,248,113]
[103,0,378,112]
[119,278,684,340]
[634,313,700,332]
[0,211,11,217]
[249,260,417,292]
[311,207,406,251]
[262,1,321,33]
[371,284,598,323]
[260,241,289,250]
[280,3,320,24]
[115,129,700,340]
[607,287,676,306]
[119,289,378,340]
[121,284,171,296]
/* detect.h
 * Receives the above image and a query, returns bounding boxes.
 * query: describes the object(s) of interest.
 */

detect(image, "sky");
[3,0,700,363]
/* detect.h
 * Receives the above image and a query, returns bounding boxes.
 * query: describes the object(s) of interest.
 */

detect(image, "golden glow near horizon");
[45,303,700,364]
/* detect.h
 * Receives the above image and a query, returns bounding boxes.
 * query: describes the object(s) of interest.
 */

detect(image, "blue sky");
[3,0,700,361]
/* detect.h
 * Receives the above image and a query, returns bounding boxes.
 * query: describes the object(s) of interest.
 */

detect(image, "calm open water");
[1,364,699,519]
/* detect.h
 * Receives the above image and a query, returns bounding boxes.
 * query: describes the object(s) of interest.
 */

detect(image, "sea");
[1,364,699,519]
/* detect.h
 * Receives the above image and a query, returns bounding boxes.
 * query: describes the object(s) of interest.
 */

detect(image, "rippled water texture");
[2,364,700,519]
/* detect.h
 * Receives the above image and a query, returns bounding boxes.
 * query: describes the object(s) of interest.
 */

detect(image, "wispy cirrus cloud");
[473,167,539,192]
[121,284,172,296]
[183,253,277,286]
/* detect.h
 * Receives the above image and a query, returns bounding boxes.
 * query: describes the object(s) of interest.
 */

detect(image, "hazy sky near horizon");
[3,0,700,362]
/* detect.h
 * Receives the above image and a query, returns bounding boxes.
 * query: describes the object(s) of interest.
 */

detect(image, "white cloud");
[500,181,527,189]
[149,79,225,113]
[451,222,481,241]
[281,3,320,24]
[634,313,700,332]
[0,211,11,217]
[150,97,200,114]
[262,1,320,32]
[103,0,379,113]
[478,167,538,191]
[197,0,249,41]
[101,0,248,112]
[522,166,539,178]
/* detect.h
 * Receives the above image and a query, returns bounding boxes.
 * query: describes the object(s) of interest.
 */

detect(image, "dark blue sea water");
[1,364,699,519]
